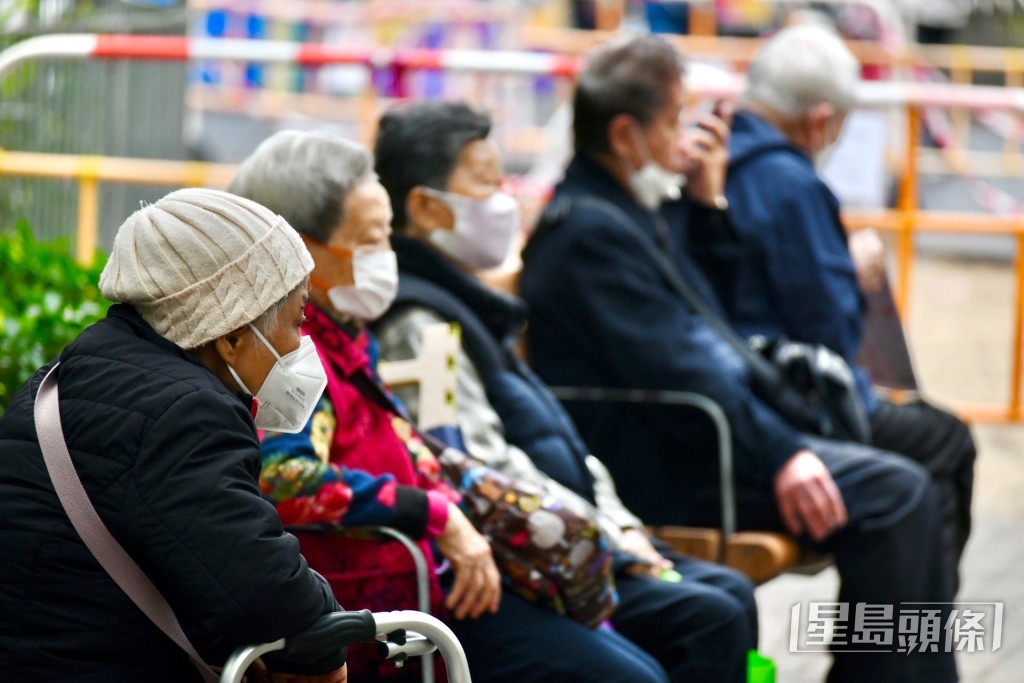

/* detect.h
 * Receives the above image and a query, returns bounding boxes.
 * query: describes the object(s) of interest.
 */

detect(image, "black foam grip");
[284,610,377,654]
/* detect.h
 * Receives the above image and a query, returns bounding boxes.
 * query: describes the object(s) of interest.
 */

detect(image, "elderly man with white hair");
[719,25,975,600]
[521,32,959,683]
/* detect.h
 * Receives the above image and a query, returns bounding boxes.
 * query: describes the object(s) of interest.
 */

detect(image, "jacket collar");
[106,304,204,368]
[559,152,685,243]
[103,304,257,413]
[392,235,529,343]
[729,110,811,169]
[562,152,641,212]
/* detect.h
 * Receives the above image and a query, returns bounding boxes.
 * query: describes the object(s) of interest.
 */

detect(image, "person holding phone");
[520,33,957,683]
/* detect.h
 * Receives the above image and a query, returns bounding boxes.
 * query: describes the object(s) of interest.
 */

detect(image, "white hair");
[742,25,860,120]
[229,130,375,244]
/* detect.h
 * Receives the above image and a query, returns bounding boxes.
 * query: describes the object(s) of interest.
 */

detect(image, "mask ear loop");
[224,324,279,396]
[421,186,452,203]
[629,122,656,167]
[300,234,354,293]
[248,323,284,363]
[226,365,253,396]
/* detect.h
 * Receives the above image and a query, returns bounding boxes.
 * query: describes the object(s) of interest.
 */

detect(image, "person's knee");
[686,587,758,655]
[611,660,670,683]
[705,569,758,638]
[949,414,977,461]
[850,452,936,531]
[889,455,932,495]
[715,569,757,612]
[670,590,754,683]
[923,402,977,464]
[591,640,669,683]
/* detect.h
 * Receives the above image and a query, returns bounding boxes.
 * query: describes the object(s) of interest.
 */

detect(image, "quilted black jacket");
[0,304,345,682]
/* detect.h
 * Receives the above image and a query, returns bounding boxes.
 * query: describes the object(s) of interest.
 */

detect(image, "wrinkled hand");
[680,101,734,206]
[774,450,848,542]
[245,660,347,683]
[848,228,887,294]
[619,527,673,578]
[435,503,502,619]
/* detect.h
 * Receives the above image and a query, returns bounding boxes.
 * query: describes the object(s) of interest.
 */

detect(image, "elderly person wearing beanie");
[0,189,347,683]
[229,132,500,679]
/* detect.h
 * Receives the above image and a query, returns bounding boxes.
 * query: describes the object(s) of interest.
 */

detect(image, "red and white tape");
[5,34,1024,113]
[0,34,583,78]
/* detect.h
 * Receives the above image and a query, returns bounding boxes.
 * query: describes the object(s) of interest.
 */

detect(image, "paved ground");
[756,255,1024,682]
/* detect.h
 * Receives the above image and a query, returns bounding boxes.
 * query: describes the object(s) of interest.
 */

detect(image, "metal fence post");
[1011,231,1024,420]
[75,156,102,266]
[896,105,920,317]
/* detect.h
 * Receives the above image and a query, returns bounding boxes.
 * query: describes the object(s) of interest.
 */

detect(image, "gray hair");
[573,34,685,157]
[229,130,376,244]
[742,25,860,120]
[251,276,310,339]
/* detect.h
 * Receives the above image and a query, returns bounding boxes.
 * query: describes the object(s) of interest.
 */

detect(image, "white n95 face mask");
[227,325,327,434]
[625,128,685,211]
[424,188,521,270]
[326,250,399,322]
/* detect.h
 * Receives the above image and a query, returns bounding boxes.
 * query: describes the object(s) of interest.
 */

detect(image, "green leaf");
[0,222,110,414]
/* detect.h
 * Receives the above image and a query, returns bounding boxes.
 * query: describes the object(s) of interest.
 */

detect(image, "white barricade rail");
[5,35,1024,422]
[6,34,1024,112]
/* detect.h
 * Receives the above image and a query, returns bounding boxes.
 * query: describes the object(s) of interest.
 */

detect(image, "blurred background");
[1,3,1023,680]
[5,0,1024,249]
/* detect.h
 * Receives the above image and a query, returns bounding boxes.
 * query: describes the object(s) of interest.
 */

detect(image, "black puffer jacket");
[0,305,345,682]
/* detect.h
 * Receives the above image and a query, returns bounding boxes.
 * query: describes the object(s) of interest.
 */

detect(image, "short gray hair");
[742,25,859,120]
[229,131,376,244]
[573,34,684,156]
[251,276,309,338]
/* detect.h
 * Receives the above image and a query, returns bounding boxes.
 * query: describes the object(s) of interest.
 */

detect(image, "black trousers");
[443,553,757,683]
[686,437,958,683]
[869,398,975,595]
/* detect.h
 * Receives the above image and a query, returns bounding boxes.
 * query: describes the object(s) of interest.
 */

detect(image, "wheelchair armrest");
[546,386,738,549]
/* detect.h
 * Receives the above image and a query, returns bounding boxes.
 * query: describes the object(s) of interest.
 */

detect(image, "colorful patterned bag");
[436,447,618,629]
[348,370,618,629]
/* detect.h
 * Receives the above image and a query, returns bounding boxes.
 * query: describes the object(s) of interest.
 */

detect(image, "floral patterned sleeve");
[260,395,429,534]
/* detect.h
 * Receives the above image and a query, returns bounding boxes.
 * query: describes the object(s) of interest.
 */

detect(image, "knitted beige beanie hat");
[99,188,313,349]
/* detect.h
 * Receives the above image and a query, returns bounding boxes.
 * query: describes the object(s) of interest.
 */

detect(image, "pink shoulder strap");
[34,363,219,683]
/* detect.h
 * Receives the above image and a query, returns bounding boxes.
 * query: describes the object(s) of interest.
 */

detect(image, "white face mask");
[423,188,521,270]
[624,128,685,211]
[227,325,327,434]
[326,250,398,322]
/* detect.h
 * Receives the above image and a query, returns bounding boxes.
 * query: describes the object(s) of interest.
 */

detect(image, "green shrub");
[0,222,109,417]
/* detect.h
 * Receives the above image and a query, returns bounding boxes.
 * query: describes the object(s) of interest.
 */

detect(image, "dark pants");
[869,398,975,595]
[686,437,958,683]
[444,554,756,683]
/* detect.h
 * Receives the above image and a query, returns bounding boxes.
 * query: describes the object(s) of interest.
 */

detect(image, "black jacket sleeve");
[555,205,803,479]
[123,388,346,674]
